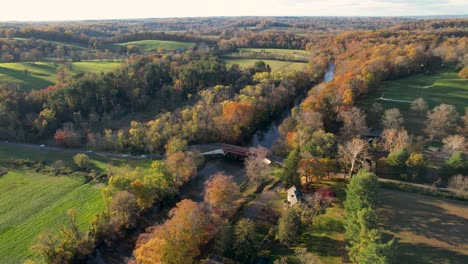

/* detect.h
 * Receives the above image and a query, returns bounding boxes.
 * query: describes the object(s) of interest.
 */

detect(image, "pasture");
[113,39,196,51]
[378,189,468,264]
[224,58,308,72]
[360,69,468,134]
[236,48,311,62]
[0,61,122,91]
[0,144,152,263]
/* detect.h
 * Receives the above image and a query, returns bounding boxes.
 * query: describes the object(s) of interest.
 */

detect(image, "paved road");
[0,141,164,160]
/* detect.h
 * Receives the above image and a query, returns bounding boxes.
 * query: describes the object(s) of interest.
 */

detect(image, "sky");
[0,0,467,21]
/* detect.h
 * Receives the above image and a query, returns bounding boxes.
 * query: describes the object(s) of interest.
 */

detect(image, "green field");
[224,58,308,72]
[360,69,468,133]
[0,61,122,91]
[114,39,196,51]
[0,144,152,263]
[378,189,468,264]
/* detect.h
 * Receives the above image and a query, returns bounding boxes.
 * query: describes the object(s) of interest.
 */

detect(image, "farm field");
[359,69,468,134]
[0,61,122,91]
[224,58,308,72]
[378,189,468,264]
[113,39,196,51]
[235,48,311,61]
[0,144,152,263]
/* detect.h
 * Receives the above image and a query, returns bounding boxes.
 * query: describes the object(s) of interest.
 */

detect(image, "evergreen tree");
[277,207,302,246]
[282,148,301,187]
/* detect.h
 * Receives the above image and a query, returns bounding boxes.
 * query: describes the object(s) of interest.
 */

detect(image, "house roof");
[287,186,302,205]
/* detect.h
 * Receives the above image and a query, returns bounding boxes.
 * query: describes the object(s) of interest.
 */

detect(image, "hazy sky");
[1,0,467,21]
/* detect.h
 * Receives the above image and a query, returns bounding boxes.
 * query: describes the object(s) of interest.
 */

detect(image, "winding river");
[87,64,334,263]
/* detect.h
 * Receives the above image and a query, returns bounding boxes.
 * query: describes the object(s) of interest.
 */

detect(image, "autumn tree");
[382,108,404,130]
[425,104,460,141]
[410,97,428,113]
[222,101,255,141]
[73,153,91,170]
[458,67,468,79]
[406,152,425,180]
[245,147,271,188]
[338,138,370,177]
[338,107,368,139]
[165,137,188,155]
[298,154,325,186]
[109,191,139,232]
[204,172,240,215]
[166,151,202,187]
[381,128,411,152]
[448,174,468,195]
[442,135,466,153]
[134,199,210,264]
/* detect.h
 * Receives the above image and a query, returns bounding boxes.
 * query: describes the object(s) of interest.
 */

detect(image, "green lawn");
[224,58,308,72]
[378,189,468,264]
[113,39,196,51]
[360,69,468,134]
[0,144,152,263]
[0,61,122,91]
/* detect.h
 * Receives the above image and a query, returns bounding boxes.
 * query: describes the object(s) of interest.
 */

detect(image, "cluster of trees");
[85,69,313,153]
[344,170,394,264]
[31,148,202,263]
[133,171,259,263]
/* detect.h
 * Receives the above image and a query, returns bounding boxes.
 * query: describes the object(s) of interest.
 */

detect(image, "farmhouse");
[287,186,302,206]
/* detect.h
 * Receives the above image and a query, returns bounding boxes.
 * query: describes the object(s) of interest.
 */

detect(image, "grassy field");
[0,144,152,263]
[378,189,468,264]
[360,69,468,134]
[0,61,122,91]
[224,58,308,72]
[113,39,196,51]
[236,48,311,61]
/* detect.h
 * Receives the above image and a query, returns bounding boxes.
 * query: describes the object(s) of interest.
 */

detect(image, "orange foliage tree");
[204,172,240,216]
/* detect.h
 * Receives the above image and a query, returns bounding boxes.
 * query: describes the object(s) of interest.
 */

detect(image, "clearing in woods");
[359,69,468,134]
[0,61,122,91]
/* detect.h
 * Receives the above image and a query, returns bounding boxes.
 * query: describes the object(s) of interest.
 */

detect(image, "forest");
[0,16,467,264]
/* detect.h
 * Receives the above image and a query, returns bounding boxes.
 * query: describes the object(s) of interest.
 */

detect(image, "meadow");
[378,189,468,264]
[0,144,152,263]
[113,39,196,52]
[224,58,308,72]
[360,69,468,134]
[236,48,311,62]
[0,61,122,91]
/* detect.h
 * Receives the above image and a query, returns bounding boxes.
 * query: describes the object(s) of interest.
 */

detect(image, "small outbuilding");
[287,186,302,206]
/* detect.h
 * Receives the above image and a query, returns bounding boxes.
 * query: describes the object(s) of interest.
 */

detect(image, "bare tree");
[448,174,468,195]
[296,110,324,132]
[382,108,404,130]
[338,138,370,177]
[458,110,468,137]
[443,135,466,153]
[381,128,411,152]
[410,97,428,113]
[245,147,271,188]
[425,104,460,141]
[338,107,368,140]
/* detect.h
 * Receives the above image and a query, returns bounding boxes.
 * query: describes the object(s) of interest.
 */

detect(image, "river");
[87,64,334,263]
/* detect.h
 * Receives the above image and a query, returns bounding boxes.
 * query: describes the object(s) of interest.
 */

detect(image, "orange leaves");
[134,199,210,264]
[204,173,240,215]
[222,101,255,128]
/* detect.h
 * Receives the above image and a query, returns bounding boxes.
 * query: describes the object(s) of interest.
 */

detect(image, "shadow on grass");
[395,241,468,264]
